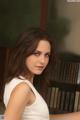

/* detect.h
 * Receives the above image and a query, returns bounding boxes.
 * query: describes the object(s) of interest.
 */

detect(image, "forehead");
[36,40,51,52]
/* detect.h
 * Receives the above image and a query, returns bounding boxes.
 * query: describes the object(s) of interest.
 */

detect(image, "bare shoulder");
[12,82,31,94]
[8,82,32,106]
[4,82,31,120]
[11,82,31,99]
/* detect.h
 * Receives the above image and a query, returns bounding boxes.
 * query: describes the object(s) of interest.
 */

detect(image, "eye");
[45,53,50,58]
[33,51,40,56]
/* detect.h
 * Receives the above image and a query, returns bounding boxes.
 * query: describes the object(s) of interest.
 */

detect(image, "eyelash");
[33,52,40,56]
[33,52,50,57]
[45,54,50,57]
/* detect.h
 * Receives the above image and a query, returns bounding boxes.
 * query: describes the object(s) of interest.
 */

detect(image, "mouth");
[36,66,44,70]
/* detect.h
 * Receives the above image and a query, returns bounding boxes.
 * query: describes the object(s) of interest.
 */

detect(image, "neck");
[20,74,34,84]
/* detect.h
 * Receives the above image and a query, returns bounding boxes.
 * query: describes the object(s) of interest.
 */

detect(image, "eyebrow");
[35,50,51,54]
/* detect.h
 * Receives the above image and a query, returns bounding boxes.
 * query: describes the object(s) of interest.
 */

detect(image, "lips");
[36,66,44,69]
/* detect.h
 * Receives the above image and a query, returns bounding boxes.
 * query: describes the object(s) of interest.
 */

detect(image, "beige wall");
[56,0,80,55]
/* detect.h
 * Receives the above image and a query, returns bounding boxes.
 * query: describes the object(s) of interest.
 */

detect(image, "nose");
[39,55,45,64]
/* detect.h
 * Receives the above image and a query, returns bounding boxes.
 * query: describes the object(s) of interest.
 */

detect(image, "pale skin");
[4,40,51,120]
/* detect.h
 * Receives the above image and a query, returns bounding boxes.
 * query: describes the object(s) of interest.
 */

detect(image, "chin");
[35,71,44,75]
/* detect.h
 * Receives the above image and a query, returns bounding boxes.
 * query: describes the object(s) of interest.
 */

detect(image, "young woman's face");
[25,40,51,77]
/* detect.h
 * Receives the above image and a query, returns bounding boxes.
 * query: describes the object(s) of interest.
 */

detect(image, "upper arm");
[4,82,31,120]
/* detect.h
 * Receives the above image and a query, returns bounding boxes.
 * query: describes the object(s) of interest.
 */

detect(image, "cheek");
[25,57,31,68]
[25,56,35,69]
[26,58,32,66]
[45,58,49,66]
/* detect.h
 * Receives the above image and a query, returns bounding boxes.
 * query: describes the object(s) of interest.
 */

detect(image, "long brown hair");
[4,27,57,84]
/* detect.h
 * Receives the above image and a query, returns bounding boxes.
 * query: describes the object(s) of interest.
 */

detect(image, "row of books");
[47,87,80,112]
[53,61,79,84]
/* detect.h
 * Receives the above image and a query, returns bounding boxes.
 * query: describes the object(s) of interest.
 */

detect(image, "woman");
[3,27,55,120]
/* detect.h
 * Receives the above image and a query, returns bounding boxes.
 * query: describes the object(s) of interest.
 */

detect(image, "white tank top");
[3,77,49,120]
